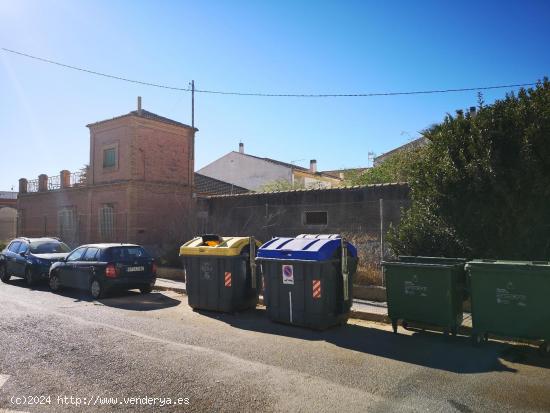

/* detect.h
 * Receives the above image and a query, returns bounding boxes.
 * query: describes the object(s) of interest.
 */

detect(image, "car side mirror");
[19,251,27,257]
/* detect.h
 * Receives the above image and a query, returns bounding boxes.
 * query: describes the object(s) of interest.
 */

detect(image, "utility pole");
[190,80,195,189]
[191,80,195,130]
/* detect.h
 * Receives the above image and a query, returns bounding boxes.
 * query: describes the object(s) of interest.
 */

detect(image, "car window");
[83,247,99,261]
[8,241,21,253]
[17,242,29,255]
[30,241,71,254]
[66,247,87,262]
[108,246,149,261]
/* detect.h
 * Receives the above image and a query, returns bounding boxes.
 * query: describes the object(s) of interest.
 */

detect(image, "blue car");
[0,237,71,286]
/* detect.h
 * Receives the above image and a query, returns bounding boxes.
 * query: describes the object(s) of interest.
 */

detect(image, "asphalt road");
[0,280,549,412]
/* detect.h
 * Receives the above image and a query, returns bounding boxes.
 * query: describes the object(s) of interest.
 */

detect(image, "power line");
[1,47,539,98]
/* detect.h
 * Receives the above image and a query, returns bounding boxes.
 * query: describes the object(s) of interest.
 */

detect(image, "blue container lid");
[295,234,342,239]
[257,236,357,261]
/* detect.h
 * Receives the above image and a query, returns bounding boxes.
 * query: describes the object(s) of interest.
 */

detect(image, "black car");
[0,237,71,286]
[48,243,157,299]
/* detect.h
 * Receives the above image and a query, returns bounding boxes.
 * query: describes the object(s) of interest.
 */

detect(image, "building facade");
[17,100,196,256]
[197,143,342,191]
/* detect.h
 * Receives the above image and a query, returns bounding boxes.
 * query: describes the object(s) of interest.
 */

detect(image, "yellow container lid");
[179,236,262,257]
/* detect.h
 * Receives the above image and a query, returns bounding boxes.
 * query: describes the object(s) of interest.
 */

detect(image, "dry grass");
[342,231,385,286]
[355,263,383,286]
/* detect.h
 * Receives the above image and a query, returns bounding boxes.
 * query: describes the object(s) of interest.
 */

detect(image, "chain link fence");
[202,198,410,286]
[16,196,409,285]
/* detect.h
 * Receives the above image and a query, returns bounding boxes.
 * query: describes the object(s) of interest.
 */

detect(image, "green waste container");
[382,256,466,335]
[466,260,550,354]
[256,235,358,330]
[179,235,262,312]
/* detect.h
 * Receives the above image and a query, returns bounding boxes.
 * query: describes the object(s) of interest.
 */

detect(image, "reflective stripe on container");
[312,279,321,299]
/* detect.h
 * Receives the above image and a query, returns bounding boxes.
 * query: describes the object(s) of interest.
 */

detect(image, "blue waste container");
[256,235,357,330]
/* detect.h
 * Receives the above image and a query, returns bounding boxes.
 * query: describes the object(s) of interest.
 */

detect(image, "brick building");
[17,98,196,256]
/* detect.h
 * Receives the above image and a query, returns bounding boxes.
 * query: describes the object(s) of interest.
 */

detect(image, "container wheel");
[539,342,550,357]
[483,332,489,342]
[451,327,458,337]
[402,321,410,330]
[391,319,398,334]
[472,333,484,347]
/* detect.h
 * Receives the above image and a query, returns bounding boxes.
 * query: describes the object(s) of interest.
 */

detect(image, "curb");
[350,310,390,324]
[154,285,186,294]
[154,283,391,324]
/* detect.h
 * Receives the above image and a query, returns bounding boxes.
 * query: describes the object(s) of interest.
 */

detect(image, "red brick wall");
[128,182,194,255]
[89,115,194,186]
[17,181,194,255]
[17,183,130,247]
[131,118,194,185]
[89,119,132,184]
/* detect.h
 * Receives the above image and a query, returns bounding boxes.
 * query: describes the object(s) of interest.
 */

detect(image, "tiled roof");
[234,152,340,179]
[207,182,408,198]
[87,109,195,130]
[194,173,249,196]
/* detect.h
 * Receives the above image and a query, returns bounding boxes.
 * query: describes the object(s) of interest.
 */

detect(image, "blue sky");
[1,0,549,190]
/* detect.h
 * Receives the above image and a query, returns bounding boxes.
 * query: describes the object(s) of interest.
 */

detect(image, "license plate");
[126,266,144,272]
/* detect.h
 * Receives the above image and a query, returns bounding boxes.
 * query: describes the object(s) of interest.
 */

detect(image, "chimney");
[469,106,477,117]
[239,142,244,154]
[309,159,317,173]
[137,96,142,115]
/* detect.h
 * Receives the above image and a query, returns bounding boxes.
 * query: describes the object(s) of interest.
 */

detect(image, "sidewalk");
[155,278,391,323]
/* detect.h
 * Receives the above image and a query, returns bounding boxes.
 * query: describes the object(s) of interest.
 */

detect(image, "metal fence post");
[379,198,385,286]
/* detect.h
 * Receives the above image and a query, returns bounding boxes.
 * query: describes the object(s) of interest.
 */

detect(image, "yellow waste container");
[180,235,262,312]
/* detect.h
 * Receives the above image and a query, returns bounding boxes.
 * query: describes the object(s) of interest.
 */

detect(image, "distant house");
[321,168,370,180]
[373,136,428,166]
[197,143,342,191]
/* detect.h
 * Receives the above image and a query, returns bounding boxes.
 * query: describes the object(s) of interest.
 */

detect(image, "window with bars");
[99,204,115,240]
[58,207,76,238]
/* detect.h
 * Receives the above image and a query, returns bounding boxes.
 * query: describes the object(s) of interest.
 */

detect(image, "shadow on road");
[7,279,180,311]
[99,291,181,311]
[197,307,550,374]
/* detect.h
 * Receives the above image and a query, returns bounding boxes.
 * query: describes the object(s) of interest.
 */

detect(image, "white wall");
[197,152,292,191]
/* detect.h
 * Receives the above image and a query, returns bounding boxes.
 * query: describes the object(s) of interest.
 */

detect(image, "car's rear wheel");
[0,265,10,283]
[140,284,154,294]
[25,267,35,286]
[90,279,104,299]
[49,272,61,292]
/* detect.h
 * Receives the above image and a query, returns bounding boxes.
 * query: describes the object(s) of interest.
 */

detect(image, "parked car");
[48,243,157,299]
[0,237,71,286]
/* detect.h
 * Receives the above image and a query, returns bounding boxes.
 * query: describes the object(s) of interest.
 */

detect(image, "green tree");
[346,145,425,186]
[389,78,550,260]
